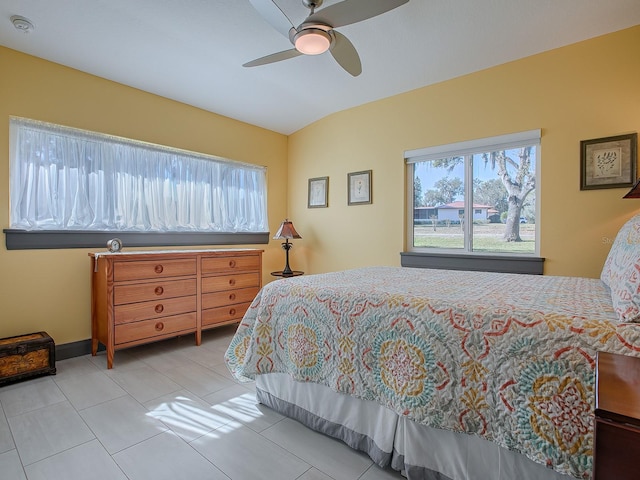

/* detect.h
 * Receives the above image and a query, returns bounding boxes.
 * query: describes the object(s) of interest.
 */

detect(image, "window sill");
[3,230,270,250]
[400,251,545,275]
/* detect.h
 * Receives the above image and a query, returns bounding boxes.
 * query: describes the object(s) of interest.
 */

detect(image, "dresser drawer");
[202,272,260,293]
[202,302,251,327]
[202,287,259,310]
[114,296,196,324]
[114,259,196,282]
[594,418,640,479]
[114,279,196,305]
[201,255,261,274]
[115,313,196,346]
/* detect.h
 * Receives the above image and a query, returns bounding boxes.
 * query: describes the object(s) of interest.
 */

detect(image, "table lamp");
[623,178,640,198]
[273,219,302,275]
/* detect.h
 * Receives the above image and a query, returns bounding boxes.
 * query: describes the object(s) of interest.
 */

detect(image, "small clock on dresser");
[106,238,123,253]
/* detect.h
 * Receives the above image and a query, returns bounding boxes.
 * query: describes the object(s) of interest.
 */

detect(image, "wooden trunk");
[0,332,56,386]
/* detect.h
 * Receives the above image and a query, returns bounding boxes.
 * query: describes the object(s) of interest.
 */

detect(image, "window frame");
[404,130,544,274]
[5,117,270,250]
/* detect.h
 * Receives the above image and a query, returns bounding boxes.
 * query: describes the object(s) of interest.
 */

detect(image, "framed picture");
[348,170,372,205]
[308,176,329,208]
[580,133,637,190]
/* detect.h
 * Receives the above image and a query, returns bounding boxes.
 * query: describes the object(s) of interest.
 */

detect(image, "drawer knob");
[155,304,164,313]
[229,293,236,301]
[155,322,164,331]
[229,278,236,286]
[154,264,164,274]
[155,286,164,295]
[229,308,236,316]
[229,260,237,268]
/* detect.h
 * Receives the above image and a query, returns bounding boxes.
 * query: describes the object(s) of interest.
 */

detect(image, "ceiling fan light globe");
[294,29,331,55]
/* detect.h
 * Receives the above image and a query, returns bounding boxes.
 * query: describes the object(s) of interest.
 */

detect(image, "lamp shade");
[273,219,302,240]
[623,178,640,199]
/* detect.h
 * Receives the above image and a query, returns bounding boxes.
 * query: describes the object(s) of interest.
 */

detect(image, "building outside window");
[406,130,540,255]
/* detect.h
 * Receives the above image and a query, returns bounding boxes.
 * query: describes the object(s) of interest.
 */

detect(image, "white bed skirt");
[256,373,573,480]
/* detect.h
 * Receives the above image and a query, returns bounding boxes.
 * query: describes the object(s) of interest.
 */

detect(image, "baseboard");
[55,339,104,361]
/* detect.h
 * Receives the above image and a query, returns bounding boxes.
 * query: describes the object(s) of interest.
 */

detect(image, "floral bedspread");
[224,266,640,479]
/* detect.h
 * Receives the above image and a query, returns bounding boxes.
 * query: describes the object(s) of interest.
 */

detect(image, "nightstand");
[594,351,640,479]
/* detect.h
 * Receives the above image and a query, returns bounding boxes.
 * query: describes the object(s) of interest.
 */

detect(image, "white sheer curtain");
[9,117,268,232]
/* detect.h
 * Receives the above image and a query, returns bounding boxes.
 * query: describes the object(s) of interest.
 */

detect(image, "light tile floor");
[0,325,405,480]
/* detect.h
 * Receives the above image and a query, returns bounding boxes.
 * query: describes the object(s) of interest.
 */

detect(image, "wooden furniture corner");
[594,351,640,479]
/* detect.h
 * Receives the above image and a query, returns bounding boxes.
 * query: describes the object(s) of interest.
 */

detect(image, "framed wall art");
[348,170,372,205]
[308,176,329,208]
[580,133,637,190]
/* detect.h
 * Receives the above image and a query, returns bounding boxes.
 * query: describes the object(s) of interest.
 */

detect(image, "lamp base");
[281,239,294,275]
[271,270,304,278]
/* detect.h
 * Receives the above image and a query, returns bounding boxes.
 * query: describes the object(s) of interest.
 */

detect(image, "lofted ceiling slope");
[0,0,639,135]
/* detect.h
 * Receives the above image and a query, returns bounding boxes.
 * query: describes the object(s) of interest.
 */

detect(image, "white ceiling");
[1,0,639,135]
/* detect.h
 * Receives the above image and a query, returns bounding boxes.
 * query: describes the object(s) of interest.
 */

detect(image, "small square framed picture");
[308,176,329,208]
[348,170,372,205]
[580,133,637,190]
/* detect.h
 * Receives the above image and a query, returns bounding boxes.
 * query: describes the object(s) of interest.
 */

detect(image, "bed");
[224,214,640,480]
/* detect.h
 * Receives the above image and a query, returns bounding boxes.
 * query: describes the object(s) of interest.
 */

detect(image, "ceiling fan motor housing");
[302,0,323,10]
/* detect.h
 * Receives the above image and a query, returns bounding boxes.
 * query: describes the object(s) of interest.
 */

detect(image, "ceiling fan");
[244,0,409,76]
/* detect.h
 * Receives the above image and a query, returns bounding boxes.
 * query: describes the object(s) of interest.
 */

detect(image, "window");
[406,130,540,256]
[7,117,269,248]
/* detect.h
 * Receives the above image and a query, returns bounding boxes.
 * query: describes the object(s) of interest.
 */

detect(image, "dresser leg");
[107,348,114,369]
[91,338,98,356]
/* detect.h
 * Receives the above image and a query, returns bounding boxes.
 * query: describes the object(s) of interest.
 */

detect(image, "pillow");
[601,213,640,322]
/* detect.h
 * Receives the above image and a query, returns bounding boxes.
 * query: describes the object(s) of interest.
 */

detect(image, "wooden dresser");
[594,351,640,479]
[90,249,263,368]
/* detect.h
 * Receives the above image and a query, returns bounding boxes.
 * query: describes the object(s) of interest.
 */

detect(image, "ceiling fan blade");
[248,0,295,38]
[307,0,409,28]
[330,31,362,77]
[243,48,303,67]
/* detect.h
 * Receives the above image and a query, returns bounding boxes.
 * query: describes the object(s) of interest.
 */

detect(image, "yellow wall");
[288,25,640,278]
[0,47,289,344]
[1,25,639,347]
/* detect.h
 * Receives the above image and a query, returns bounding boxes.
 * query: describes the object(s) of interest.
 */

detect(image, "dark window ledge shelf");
[3,229,269,250]
[400,251,545,275]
